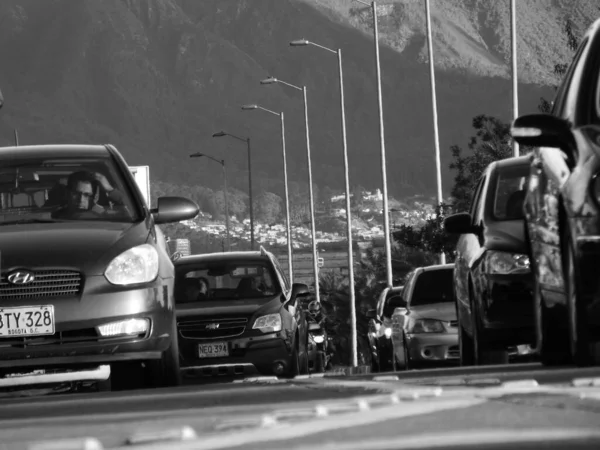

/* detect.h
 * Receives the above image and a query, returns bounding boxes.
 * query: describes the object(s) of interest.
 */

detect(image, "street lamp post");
[353,0,393,290]
[424,0,445,265]
[190,152,230,251]
[213,131,255,250]
[289,38,358,368]
[242,104,294,283]
[260,77,319,303]
[510,0,519,157]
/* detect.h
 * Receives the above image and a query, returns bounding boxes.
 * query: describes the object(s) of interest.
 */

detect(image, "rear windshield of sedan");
[175,261,281,304]
[0,156,140,224]
[492,164,530,221]
[409,269,454,307]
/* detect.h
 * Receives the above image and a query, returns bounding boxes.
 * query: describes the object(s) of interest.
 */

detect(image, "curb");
[323,365,371,377]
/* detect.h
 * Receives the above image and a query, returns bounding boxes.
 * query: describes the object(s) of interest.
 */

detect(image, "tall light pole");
[424,0,445,265]
[260,77,319,303]
[510,0,519,157]
[353,0,393,290]
[190,152,230,251]
[213,131,255,250]
[242,104,294,283]
[289,38,358,368]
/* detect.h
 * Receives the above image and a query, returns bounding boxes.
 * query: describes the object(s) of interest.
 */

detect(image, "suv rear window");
[410,269,454,307]
[175,260,281,304]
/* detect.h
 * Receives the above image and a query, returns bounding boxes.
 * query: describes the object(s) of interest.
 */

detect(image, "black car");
[511,18,600,366]
[0,144,199,389]
[444,156,535,365]
[174,249,311,378]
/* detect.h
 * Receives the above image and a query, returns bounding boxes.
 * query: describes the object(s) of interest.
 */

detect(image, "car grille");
[177,317,248,340]
[0,271,82,300]
[0,328,99,348]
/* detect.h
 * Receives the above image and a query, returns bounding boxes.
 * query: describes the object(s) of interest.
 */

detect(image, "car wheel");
[286,345,300,378]
[315,351,326,373]
[144,324,182,388]
[471,286,508,365]
[403,337,411,370]
[564,228,593,366]
[459,322,475,366]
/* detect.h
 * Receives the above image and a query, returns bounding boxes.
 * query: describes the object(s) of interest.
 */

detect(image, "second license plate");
[198,342,229,358]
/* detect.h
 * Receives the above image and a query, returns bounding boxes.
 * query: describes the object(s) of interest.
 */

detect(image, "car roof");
[0,144,112,159]
[417,263,454,273]
[174,251,271,265]
[488,155,532,173]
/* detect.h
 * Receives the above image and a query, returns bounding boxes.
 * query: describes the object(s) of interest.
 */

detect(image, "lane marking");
[126,426,196,445]
[277,428,600,450]
[500,379,539,389]
[28,437,103,450]
[118,398,486,450]
[572,377,600,387]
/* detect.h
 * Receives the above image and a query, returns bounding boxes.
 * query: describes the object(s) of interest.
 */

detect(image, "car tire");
[286,345,300,378]
[470,285,509,365]
[144,323,182,388]
[564,228,593,367]
[314,351,326,373]
[459,323,475,366]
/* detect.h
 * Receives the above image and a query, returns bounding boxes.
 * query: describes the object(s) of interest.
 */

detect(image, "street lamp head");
[260,77,278,85]
[241,104,258,110]
[290,39,310,47]
[212,131,226,137]
[189,152,205,158]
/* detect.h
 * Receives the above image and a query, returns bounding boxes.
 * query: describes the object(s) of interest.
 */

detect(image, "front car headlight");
[484,250,530,275]
[252,314,282,332]
[408,319,445,334]
[104,244,159,285]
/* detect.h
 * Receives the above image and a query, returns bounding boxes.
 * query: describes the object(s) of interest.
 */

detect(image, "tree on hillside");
[539,18,581,113]
[214,188,247,220]
[254,191,282,224]
[351,185,365,210]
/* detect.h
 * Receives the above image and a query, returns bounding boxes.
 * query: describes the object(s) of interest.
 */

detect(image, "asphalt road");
[1,363,600,450]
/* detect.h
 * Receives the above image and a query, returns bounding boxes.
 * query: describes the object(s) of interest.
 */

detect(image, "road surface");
[1,363,600,449]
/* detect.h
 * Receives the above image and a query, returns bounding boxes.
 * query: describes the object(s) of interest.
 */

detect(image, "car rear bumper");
[405,333,459,365]
[0,279,174,371]
[179,331,293,377]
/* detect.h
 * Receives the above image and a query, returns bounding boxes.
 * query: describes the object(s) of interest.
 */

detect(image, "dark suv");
[0,144,199,389]
[174,248,311,378]
[511,18,600,366]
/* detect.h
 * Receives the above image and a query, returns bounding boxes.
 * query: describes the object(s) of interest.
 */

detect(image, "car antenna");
[14,129,19,146]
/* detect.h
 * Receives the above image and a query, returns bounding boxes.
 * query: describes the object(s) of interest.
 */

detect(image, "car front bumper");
[0,276,174,371]
[178,331,294,377]
[405,333,459,366]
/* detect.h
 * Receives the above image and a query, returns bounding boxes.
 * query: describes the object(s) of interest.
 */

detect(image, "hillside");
[0,0,587,203]
[303,0,599,85]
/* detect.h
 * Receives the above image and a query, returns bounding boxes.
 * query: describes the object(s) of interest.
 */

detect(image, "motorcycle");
[305,300,332,373]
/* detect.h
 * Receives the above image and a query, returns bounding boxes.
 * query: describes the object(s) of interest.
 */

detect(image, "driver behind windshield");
[51,171,124,219]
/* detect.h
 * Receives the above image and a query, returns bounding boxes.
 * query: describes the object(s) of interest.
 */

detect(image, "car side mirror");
[291,283,310,299]
[444,212,476,235]
[511,114,575,153]
[151,196,199,224]
[366,309,377,319]
[0,88,4,109]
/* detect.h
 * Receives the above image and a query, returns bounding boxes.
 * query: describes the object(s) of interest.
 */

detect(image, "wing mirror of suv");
[0,88,4,109]
[444,212,477,235]
[511,114,575,153]
[366,309,377,319]
[291,283,310,299]
[151,196,199,224]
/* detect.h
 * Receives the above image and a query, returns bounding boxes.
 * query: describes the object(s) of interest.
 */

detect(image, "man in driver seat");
[52,171,124,219]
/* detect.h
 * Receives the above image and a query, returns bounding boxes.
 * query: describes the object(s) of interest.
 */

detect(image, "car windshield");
[0,155,140,224]
[492,164,530,221]
[175,260,281,303]
[409,269,454,307]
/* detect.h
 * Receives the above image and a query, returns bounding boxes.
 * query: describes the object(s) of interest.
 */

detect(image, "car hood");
[176,295,283,319]
[0,221,150,275]
[408,302,456,322]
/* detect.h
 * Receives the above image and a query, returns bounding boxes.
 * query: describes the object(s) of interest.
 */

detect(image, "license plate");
[0,305,55,337]
[198,342,229,358]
